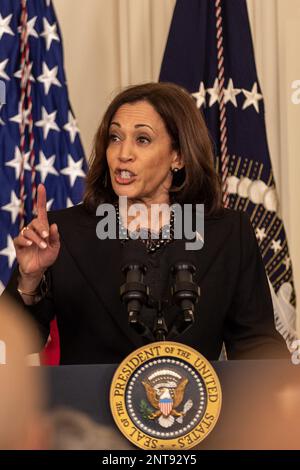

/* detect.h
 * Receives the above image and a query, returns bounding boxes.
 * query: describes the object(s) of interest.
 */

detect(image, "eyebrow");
[110,121,155,132]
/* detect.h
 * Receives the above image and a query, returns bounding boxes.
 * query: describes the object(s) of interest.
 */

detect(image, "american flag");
[0,0,87,360]
[160,0,298,348]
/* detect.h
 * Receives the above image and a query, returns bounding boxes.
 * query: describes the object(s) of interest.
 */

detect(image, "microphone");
[167,239,201,339]
[120,239,151,337]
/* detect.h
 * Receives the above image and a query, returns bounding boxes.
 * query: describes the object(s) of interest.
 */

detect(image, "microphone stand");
[152,300,168,341]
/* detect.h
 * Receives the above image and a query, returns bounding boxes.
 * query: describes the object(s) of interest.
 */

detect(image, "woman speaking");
[5,82,288,364]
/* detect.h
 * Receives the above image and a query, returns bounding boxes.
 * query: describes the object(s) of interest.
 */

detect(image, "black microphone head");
[120,239,148,274]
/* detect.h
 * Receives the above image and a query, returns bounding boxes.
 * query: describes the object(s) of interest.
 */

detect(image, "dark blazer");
[5,204,288,364]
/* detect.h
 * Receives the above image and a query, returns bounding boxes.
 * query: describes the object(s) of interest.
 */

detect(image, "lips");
[114,168,137,185]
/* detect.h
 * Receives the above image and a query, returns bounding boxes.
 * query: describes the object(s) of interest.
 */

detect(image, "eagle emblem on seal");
[141,369,193,428]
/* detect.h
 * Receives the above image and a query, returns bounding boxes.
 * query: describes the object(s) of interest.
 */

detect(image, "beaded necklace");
[114,203,175,253]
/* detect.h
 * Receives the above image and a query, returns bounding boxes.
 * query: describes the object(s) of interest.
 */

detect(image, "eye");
[137,135,151,144]
[108,133,121,143]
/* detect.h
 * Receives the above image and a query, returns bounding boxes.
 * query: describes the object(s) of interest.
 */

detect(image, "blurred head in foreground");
[0,296,48,449]
[49,407,132,450]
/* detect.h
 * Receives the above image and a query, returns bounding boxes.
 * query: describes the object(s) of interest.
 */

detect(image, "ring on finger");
[21,226,30,237]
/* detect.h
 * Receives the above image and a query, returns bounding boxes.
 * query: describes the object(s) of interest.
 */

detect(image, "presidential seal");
[110,342,222,450]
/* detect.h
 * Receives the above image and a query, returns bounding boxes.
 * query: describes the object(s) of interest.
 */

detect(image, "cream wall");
[53,0,300,330]
[277,0,300,333]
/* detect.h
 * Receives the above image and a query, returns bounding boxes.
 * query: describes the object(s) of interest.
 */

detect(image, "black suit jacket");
[5,204,288,364]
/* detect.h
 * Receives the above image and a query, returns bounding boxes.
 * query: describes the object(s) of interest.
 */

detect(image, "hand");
[14,184,61,284]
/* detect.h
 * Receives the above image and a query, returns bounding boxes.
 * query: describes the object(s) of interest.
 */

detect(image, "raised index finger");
[36,183,49,225]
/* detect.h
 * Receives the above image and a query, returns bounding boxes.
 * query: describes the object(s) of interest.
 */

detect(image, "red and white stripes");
[215,0,229,208]
[19,0,36,229]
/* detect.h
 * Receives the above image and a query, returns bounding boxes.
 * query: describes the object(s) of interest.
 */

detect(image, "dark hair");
[83,82,222,215]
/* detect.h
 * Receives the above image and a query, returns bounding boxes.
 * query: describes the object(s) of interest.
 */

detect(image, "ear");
[171,151,185,170]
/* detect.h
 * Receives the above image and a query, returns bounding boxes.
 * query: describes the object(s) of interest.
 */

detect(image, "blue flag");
[0,0,87,292]
[160,0,297,347]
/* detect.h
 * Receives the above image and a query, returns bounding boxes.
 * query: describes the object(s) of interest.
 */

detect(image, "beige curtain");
[53,0,300,332]
[53,0,175,155]
[248,0,300,334]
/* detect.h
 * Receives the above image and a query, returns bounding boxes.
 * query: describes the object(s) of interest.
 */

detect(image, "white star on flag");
[0,59,10,81]
[271,239,282,254]
[35,107,60,139]
[17,16,38,38]
[0,236,16,269]
[192,82,206,108]
[46,199,54,211]
[223,78,241,107]
[63,111,80,143]
[66,197,74,208]
[207,78,220,107]
[5,147,31,179]
[283,256,291,270]
[255,227,267,243]
[38,62,62,95]
[40,18,60,50]
[242,82,263,113]
[9,103,30,125]
[0,13,14,40]
[14,62,35,82]
[0,191,22,224]
[35,151,59,183]
[61,155,86,186]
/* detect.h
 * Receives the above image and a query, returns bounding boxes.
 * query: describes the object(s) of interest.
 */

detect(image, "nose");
[118,139,135,163]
